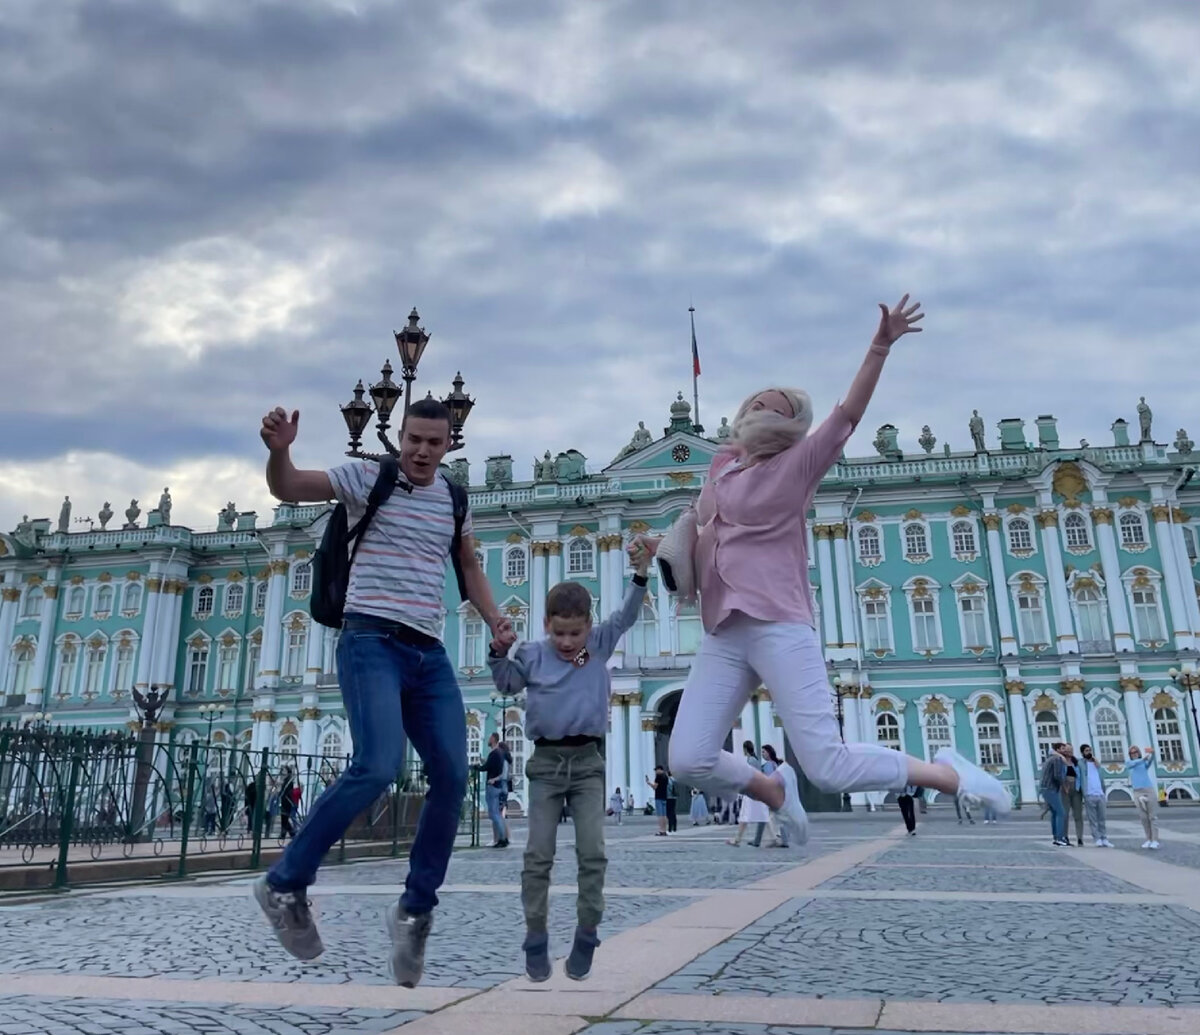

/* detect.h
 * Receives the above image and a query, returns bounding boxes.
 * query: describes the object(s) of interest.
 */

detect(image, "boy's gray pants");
[522,742,607,932]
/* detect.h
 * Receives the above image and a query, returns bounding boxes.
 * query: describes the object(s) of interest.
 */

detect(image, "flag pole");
[689,305,701,433]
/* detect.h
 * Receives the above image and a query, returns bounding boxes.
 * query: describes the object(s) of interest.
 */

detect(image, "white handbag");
[655,506,699,604]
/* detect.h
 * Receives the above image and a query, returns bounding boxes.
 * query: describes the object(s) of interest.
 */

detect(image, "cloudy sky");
[3,0,1199,533]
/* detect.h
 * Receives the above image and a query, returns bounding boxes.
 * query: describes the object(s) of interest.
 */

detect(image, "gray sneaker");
[386,903,433,987]
[252,875,324,961]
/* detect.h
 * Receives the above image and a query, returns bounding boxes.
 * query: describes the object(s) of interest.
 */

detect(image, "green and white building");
[4,396,1200,809]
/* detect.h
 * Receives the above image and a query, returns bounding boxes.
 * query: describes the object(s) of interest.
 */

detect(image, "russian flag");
[691,310,701,377]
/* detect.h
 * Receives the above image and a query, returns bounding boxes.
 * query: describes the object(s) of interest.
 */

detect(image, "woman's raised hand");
[873,294,924,349]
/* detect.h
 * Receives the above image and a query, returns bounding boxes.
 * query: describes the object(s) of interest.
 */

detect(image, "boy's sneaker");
[1149,840,1161,850]
[1142,840,1153,849]
[565,926,600,981]
[386,904,433,987]
[522,930,551,983]
[252,875,324,961]
[934,748,1011,816]
[774,764,810,845]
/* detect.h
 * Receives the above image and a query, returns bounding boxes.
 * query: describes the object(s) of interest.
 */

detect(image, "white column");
[1169,516,1200,637]
[0,585,20,696]
[304,616,324,685]
[607,695,626,800]
[1122,679,1152,748]
[1006,683,1038,803]
[984,516,1018,656]
[640,722,657,805]
[831,525,858,652]
[737,701,755,751]
[1037,512,1078,654]
[754,693,774,754]
[626,693,643,791]
[27,571,62,704]
[1093,510,1135,652]
[1152,505,1195,651]
[321,627,336,676]
[530,545,548,637]
[546,542,563,590]
[132,573,161,691]
[298,698,321,810]
[656,574,672,657]
[1062,683,1090,747]
[814,526,841,649]
[258,558,288,688]
[598,538,613,616]
[156,581,185,690]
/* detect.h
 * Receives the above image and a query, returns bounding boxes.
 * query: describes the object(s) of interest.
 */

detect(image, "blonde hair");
[729,386,814,462]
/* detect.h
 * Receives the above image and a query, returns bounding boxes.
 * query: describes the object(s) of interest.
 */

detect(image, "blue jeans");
[486,783,507,843]
[268,615,468,915]
[1042,789,1066,842]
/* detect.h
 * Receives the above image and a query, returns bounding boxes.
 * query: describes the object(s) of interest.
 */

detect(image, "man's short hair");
[1051,741,1065,751]
[403,396,452,431]
[546,581,592,620]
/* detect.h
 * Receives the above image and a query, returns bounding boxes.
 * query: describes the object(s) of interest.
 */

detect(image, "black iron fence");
[0,725,481,889]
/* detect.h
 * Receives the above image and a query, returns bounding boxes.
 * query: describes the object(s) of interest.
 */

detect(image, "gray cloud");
[3,0,1200,530]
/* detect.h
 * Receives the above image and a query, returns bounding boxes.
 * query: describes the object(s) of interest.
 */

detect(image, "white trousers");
[669,614,908,797]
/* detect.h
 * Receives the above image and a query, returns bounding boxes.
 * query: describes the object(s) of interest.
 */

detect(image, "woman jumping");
[637,295,1009,842]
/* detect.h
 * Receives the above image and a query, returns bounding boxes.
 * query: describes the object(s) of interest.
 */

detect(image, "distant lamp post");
[341,309,473,458]
[199,702,226,743]
[830,675,854,813]
[490,689,517,739]
[1168,667,1200,762]
[25,712,53,731]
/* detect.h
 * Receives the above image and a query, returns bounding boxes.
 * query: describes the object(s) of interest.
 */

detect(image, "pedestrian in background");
[1040,743,1069,846]
[896,784,917,836]
[1127,745,1160,849]
[1058,743,1085,846]
[1078,744,1111,846]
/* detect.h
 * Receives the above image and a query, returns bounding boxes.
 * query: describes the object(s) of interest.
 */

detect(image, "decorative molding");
[640,717,656,731]
[1006,503,1027,515]
[568,525,591,537]
[1059,677,1086,694]
[1173,508,1189,524]
[69,575,84,586]
[269,559,290,576]
[297,706,321,721]
[97,572,113,583]
[293,549,311,560]
[813,524,833,541]
[1032,692,1057,712]
[1117,496,1140,509]
[903,508,923,520]
[505,532,523,544]
[667,471,695,486]
[226,571,244,583]
[1151,690,1176,710]
[1119,676,1144,692]
[1091,507,1113,525]
[982,513,1002,531]
[43,585,59,600]
[1151,504,1171,522]
[25,574,43,586]
[950,504,972,517]
[1004,679,1026,695]
[196,574,213,585]
[830,523,848,540]
[1,588,20,602]
[250,709,276,722]
[855,510,876,523]
[628,520,651,534]
[547,541,562,556]
[1036,511,1059,529]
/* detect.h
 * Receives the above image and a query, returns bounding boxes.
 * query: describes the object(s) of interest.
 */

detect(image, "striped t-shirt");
[326,460,472,640]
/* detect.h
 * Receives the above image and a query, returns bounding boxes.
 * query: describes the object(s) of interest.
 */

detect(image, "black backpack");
[310,458,470,629]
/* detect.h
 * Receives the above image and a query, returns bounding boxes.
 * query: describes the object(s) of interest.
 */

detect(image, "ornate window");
[121,582,141,615]
[904,579,942,653]
[1119,511,1147,549]
[291,562,312,597]
[856,525,882,564]
[94,584,114,617]
[21,586,43,619]
[626,598,659,658]
[862,593,893,653]
[216,637,239,692]
[253,581,268,613]
[244,635,261,690]
[1092,704,1125,764]
[461,617,485,670]
[504,547,527,584]
[187,638,210,695]
[1072,584,1110,653]
[922,710,953,761]
[66,586,85,618]
[903,522,929,560]
[283,617,307,678]
[82,637,106,697]
[55,636,79,696]
[196,586,215,617]
[1125,569,1166,644]
[1007,518,1034,555]
[567,537,594,575]
[319,728,344,763]
[225,582,244,615]
[1012,575,1050,648]
[1183,526,1198,563]
[8,640,35,698]
[1064,513,1091,551]
[1154,707,1185,764]
[876,711,901,750]
[676,602,703,655]
[1034,709,1062,763]
[959,593,989,650]
[466,723,482,766]
[951,520,977,557]
[974,709,1004,767]
[502,715,527,792]
[112,636,135,694]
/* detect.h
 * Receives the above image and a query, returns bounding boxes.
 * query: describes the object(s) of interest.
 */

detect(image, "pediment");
[604,431,721,474]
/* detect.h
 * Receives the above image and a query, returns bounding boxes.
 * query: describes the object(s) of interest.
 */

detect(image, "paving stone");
[819,863,1142,894]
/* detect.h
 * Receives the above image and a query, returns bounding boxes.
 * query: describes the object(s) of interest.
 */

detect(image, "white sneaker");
[1142,840,1153,849]
[1101,839,1113,847]
[774,763,810,845]
[1094,839,1104,847]
[934,748,1011,816]
[1150,841,1161,850]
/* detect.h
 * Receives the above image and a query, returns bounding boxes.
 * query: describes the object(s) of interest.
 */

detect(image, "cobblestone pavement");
[1,809,1199,1033]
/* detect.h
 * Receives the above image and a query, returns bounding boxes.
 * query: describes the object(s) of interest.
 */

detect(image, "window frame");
[503,545,528,584]
[902,521,931,562]
[973,708,1005,768]
[1062,512,1092,552]
[1006,516,1035,556]
[856,524,883,565]
[1119,511,1148,550]
[566,536,595,576]
[950,519,978,559]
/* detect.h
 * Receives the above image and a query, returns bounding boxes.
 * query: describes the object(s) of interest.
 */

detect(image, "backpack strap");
[348,456,399,565]
[443,473,470,601]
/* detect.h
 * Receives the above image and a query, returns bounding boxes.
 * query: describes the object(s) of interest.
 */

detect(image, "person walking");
[1078,744,1111,846]
[954,792,976,826]
[896,784,918,836]
[243,778,257,834]
[609,787,624,825]
[1127,745,1160,849]
[665,771,679,833]
[647,766,669,835]
[1058,743,1085,846]
[202,774,220,836]
[484,733,510,848]
[1040,744,1069,846]
[759,745,789,847]
[689,787,709,825]
[640,296,1008,838]
[252,397,510,987]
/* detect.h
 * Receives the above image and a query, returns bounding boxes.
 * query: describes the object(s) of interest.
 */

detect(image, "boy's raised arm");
[593,541,651,657]
[487,630,530,694]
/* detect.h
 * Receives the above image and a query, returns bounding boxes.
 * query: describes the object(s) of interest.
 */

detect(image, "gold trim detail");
[1119,676,1144,692]
[1036,511,1059,529]
[1004,679,1026,695]
[1059,677,1085,694]
[982,513,1002,531]
[297,707,321,721]
[1091,507,1113,525]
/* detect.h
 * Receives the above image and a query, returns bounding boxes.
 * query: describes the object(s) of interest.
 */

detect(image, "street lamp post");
[1168,667,1200,766]
[24,711,53,731]
[340,309,475,459]
[199,703,226,743]
[830,676,853,813]
[128,685,170,841]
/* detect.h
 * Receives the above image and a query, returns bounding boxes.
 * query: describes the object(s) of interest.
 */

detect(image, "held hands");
[872,294,924,349]
[627,535,657,575]
[490,617,517,656]
[260,407,300,452]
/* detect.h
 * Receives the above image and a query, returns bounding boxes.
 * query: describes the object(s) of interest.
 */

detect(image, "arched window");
[676,602,703,655]
[1092,705,1124,763]
[959,592,989,649]
[196,586,214,617]
[1119,512,1146,548]
[291,562,312,597]
[461,616,485,670]
[216,638,239,691]
[1035,709,1061,762]
[626,599,659,658]
[1073,585,1110,652]
[225,582,244,615]
[121,582,141,614]
[253,581,268,613]
[862,595,892,652]
[9,640,35,698]
[857,526,881,562]
[876,712,901,750]
[974,710,1004,767]
[244,635,261,690]
[1015,582,1049,646]
[567,538,594,575]
[187,638,210,695]
[21,586,43,619]
[112,636,135,694]
[66,586,85,617]
[502,715,527,792]
[903,523,928,559]
[283,617,307,678]
[923,711,952,761]
[1064,513,1091,550]
[277,733,300,775]
[951,521,976,555]
[1131,583,1164,642]
[1153,707,1185,764]
[1007,518,1033,553]
[56,637,80,696]
[319,729,344,762]
[504,547,527,583]
[83,638,106,696]
[466,724,482,766]
[95,584,114,616]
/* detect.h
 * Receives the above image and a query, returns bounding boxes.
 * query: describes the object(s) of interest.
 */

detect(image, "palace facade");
[3,396,1200,809]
